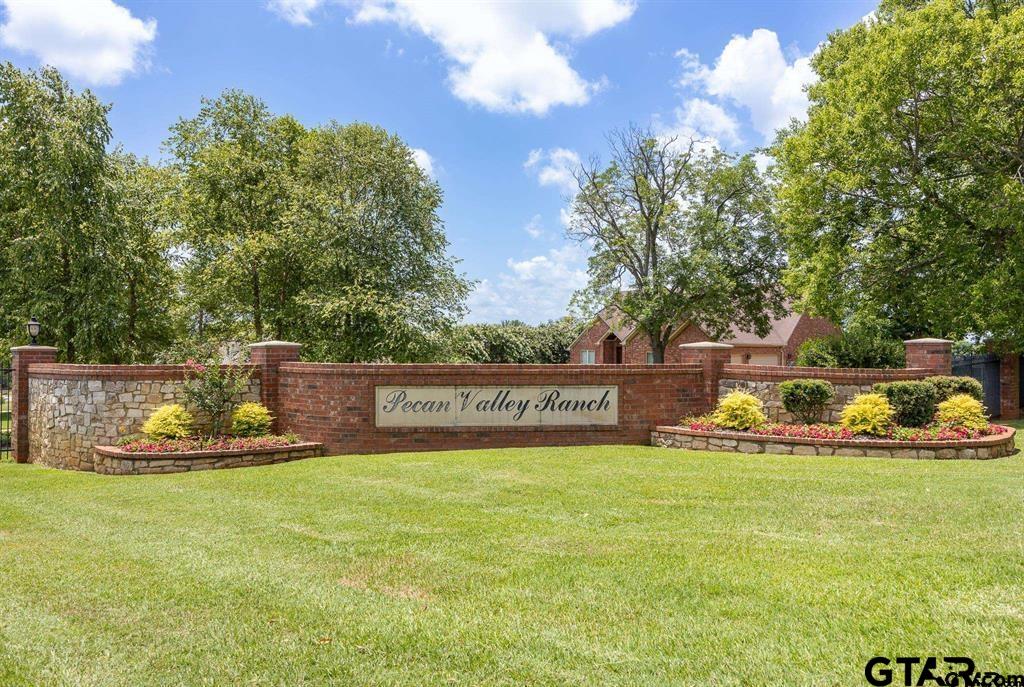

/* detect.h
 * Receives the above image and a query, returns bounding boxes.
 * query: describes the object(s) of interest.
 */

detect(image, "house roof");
[591,304,815,348]
[597,306,639,342]
[719,310,804,347]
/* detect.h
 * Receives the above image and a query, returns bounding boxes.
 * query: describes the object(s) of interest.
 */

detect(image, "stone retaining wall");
[651,426,1017,460]
[719,365,933,423]
[28,366,260,471]
[93,442,323,475]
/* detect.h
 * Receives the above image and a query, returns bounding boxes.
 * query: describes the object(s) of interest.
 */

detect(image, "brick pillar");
[9,345,58,463]
[999,354,1020,420]
[904,338,952,374]
[249,341,302,431]
[679,342,733,412]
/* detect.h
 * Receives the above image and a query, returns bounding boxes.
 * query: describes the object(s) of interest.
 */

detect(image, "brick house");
[568,305,839,365]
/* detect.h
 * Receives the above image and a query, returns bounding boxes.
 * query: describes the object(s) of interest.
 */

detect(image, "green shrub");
[231,402,274,437]
[840,393,894,436]
[794,337,839,367]
[872,381,938,428]
[141,404,193,441]
[795,313,905,368]
[935,394,988,430]
[778,379,835,424]
[925,375,983,402]
[711,391,767,431]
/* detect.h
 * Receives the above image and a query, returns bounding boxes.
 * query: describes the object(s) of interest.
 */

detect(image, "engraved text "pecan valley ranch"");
[374,386,618,428]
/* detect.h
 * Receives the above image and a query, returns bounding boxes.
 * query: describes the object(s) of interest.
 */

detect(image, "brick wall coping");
[652,425,1016,450]
[722,364,933,382]
[94,441,322,462]
[279,362,704,376]
[26,363,260,381]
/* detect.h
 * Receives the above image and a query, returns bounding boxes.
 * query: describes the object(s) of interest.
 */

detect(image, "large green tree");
[774,0,1024,350]
[166,90,307,343]
[568,127,786,362]
[0,64,174,362]
[286,123,470,362]
[168,93,469,361]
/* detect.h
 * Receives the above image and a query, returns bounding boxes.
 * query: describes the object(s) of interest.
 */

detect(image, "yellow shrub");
[141,404,193,440]
[711,391,766,430]
[231,402,274,437]
[840,393,893,436]
[935,394,988,430]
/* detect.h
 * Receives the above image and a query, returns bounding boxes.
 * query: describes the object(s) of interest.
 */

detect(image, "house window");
[646,351,655,364]
[580,350,596,364]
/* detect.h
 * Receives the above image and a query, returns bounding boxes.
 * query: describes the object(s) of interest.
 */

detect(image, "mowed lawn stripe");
[0,425,1021,686]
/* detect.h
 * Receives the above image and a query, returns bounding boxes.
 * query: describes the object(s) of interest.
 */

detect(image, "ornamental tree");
[567,127,786,362]
[773,0,1024,350]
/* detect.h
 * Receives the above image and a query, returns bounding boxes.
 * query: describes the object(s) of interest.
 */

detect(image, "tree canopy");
[567,127,786,362]
[774,0,1024,350]
[0,64,470,363]
[0,65,175,362]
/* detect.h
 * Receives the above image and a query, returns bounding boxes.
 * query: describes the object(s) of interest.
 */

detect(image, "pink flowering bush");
[116,433,301,454]
[679,415,1006,442]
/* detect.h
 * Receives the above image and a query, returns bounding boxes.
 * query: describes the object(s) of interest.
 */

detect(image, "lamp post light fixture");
[26,316,40,345]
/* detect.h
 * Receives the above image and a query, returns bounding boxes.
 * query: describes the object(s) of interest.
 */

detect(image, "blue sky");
[0,0,873,323]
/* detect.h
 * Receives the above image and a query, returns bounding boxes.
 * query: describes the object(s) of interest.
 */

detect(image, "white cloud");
[678,28,816,140]
[349,1,635,115]
[0,0,156,86]
[267,0,324,26]
[524,147,580,194]
[676,98,741,146]
[524,214,545,239]
[466,244,588,323]
[411,147,435,177]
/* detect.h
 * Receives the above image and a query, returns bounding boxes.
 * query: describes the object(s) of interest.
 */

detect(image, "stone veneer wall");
[28,365,259,471]
[719,365,934,423]
[651,426,1017,460]
[92,442,321,475]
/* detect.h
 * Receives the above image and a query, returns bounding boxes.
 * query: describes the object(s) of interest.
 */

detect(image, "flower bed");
[94,437,324,475]
[682,418,1007,442]
[116,434,301,454]
[652,420,1016,460]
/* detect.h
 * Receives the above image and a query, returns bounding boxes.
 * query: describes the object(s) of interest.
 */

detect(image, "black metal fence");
[952,353,1001,416]
[1,366,11,460]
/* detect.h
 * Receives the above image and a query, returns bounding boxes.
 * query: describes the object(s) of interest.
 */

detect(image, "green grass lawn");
[1,423,1022,686]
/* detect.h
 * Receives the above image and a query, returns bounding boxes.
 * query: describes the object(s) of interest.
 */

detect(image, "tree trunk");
[252,267,263,340]
[650,332,666,364]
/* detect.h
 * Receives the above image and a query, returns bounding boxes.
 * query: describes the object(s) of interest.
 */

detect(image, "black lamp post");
[26,317,40,345]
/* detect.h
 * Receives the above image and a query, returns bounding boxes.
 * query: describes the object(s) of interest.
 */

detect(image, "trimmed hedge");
[873,381,938,428]
[925,375,984,402]
[778,379,835,424]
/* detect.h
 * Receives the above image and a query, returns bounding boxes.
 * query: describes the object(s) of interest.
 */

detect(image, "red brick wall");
[568,321,611,364]
[623,323,706,364]
[277,363,705,455]
[999,355,1020,420]
[721,364,933,384]
[904,340,953,375]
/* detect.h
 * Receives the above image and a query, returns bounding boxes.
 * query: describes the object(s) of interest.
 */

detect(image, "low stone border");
[651,426,1017,460]
[92,441,324,475]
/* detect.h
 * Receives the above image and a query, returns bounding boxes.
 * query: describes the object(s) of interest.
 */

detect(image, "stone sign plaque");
[374,385,618,428]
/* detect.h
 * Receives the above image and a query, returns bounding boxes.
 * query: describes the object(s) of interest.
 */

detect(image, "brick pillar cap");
[249,340,302,349]
[904,338,953,344]
[10,345,59,352]
[679,341,733,349]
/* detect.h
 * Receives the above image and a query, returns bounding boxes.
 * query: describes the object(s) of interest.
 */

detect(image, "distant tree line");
[446,318,584,364]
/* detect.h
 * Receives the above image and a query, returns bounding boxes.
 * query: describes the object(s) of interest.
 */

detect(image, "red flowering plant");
[116,433,301,454]
[182,358,251,437]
